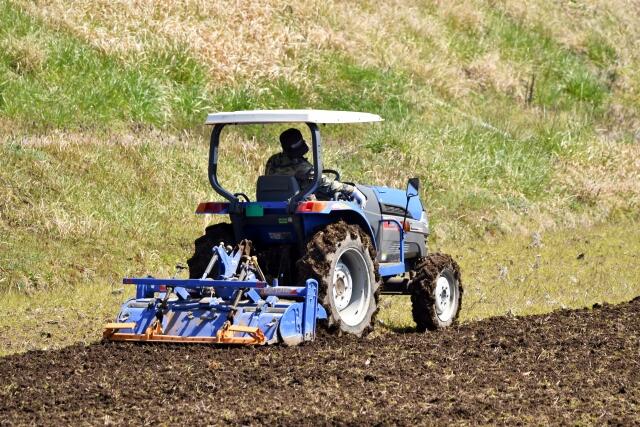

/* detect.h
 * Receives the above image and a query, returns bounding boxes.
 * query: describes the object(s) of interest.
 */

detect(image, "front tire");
[410,253,462,331]
[297,221,379,336]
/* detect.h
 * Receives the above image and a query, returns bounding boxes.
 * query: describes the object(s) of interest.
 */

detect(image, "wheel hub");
[332,262,353,311]
[435,275,455,322]
[330,248,371,327]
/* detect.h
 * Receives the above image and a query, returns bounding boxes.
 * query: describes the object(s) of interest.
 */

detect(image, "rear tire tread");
[297,221,380,336]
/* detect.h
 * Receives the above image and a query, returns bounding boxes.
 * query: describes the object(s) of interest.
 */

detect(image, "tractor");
[104,110,462,345]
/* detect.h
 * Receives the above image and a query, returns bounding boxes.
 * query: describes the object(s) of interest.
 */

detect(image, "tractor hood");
[372,186,423,220]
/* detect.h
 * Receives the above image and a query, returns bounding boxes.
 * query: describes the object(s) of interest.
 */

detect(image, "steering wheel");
[322,169,341,181]
[234,192,250,202]
[333,192,350,201]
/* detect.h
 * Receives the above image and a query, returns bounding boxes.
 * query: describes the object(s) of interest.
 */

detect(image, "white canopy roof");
[205,109,383,125]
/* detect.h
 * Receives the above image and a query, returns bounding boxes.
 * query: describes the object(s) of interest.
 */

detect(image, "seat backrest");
[256,175,300,202]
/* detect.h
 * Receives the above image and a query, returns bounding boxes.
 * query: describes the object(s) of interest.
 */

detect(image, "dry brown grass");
[434,0,486,34]
[557,139,640,213]
[0,34,47,74]
[6,127,200,148]
[500,0,640,58]
[324,0,479,98]
[17,0,638,115]
[11,0,493,98]
[465,52,523,98]
[19,0,317,84]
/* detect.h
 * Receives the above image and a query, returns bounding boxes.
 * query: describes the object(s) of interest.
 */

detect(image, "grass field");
[2,217,638,356]
[1,0,639,355]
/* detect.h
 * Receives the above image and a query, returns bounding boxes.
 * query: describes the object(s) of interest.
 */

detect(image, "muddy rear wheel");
[187,223,235,279]
[297,221,379,336]
[410,253,462,331]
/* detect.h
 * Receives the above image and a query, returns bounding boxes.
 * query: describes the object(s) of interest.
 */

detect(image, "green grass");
[0,0,638,355]
[448,10,610,112]
[0,282,125,356]
[436,10,610,117]
[379,220,640,330]
[0,138,211,294]
[2,218,638,356]
[0,1,210,130]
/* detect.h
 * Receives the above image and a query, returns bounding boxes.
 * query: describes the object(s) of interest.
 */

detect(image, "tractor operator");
[265,128,366,207]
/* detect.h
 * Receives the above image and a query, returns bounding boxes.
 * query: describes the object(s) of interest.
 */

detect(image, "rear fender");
[297,201,376,249]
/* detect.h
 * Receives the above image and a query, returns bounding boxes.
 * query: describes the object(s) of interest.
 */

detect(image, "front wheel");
[410,253,463,331]
[297,221,379,336]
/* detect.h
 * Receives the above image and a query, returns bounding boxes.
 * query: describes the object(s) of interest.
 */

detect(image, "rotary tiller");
[104,240,324,346]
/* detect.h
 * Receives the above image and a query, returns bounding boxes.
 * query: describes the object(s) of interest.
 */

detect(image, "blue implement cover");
[104,278,324,346]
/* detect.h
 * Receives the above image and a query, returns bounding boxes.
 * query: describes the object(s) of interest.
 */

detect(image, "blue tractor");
[104,110,462,345]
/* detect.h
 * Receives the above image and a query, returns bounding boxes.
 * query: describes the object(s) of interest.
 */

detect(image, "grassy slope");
[1,0,639,354]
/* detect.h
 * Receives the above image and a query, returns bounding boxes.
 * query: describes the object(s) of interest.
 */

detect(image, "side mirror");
[406,177,419,198]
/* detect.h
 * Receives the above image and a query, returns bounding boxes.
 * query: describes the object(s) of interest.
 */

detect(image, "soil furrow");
[1,298,639,425]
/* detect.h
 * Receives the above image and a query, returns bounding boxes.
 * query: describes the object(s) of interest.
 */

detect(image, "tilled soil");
[1,298,639,426]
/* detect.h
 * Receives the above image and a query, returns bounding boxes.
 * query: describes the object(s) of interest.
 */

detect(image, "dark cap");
[279,128,309,158]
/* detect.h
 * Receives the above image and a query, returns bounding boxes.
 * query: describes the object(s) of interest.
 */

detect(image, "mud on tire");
[297,221,380,336]
[410,253,463,332]
[187,223,235,279]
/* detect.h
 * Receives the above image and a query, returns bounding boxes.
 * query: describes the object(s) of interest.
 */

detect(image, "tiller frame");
[104,240,323,346]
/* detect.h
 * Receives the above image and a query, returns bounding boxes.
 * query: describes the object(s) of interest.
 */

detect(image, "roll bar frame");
[208,122,323,212]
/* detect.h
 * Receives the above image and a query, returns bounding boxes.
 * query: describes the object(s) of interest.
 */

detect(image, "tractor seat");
[256,175,300,202]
